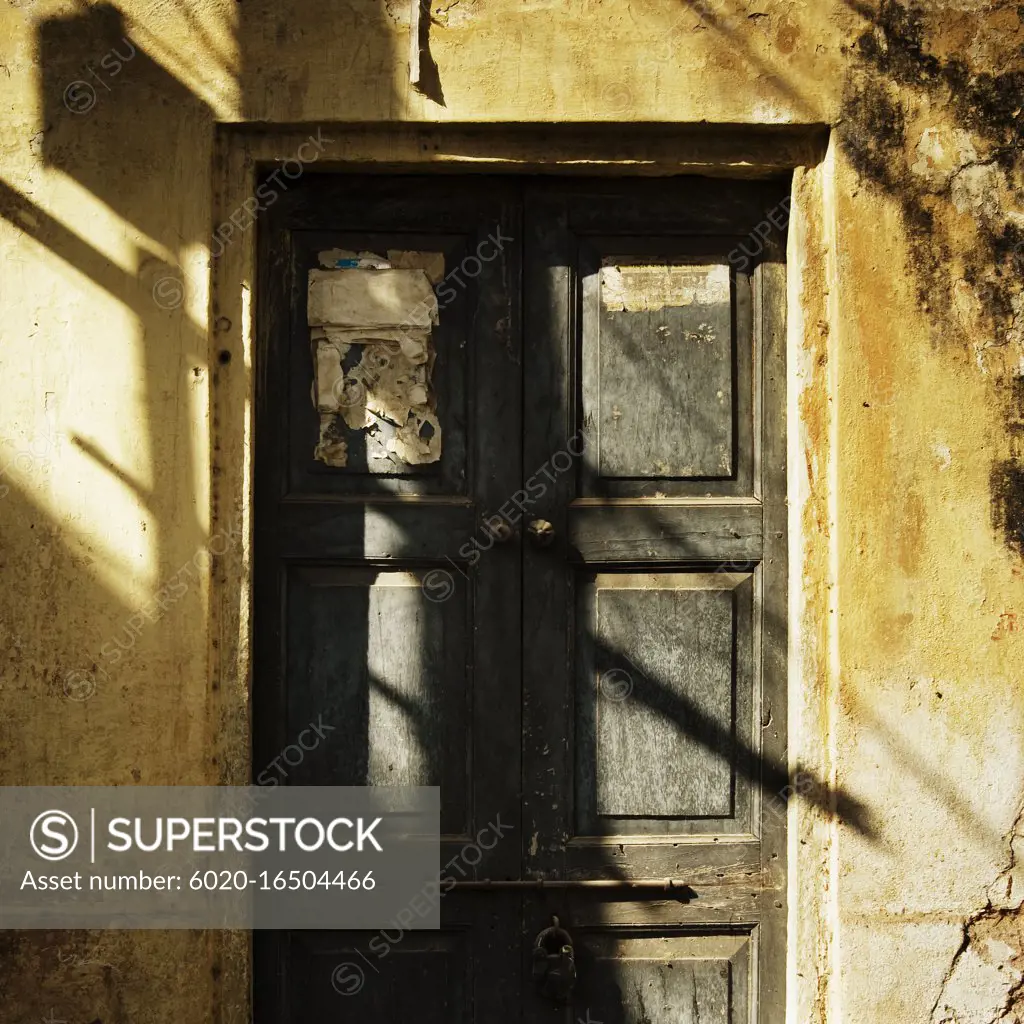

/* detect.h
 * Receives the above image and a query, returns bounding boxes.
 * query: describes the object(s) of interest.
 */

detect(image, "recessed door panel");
[573,931,752,1024]
[585,256,737,482]
[290,230,472,495]
[288,930,472,1020]
[578,234,755,499]
[574,572,754,835]
[284,565,471,837]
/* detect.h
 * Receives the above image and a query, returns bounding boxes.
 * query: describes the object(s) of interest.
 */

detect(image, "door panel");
[284,565,472,836]
[287,930,473,1018]
[281,896,519,1024]
[592,260,735,480]
[288,226,475,497]
[579,242,753,497]
[574,571,754,834]
[573,931,752,1024]
[255,174,788,1024]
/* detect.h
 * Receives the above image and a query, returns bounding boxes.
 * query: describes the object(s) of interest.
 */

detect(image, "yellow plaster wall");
[0,1,1021,1021]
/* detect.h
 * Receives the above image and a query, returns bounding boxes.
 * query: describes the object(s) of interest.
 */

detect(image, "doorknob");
[527,519,556,547]
[532,915,575,1003]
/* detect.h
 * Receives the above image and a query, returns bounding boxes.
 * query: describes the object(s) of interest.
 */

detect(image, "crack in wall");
[931,802,1024,1023]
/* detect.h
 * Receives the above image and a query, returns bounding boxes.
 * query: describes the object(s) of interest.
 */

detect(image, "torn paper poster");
[316,325,432,364]
[600,262,730,312]
[308,268,439,328]
[311,333,441,466]
[307,257,444,469]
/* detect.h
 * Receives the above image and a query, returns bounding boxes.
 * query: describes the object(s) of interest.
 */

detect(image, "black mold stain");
[991,376,1024,557]
[850,0,1023,165]
[991,462,1024,557]
[842,78,906,183]
[841,0,1023,324]
[841,0,1024,558]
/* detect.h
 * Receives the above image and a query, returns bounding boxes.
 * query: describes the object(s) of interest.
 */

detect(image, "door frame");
[207,122,835,1024]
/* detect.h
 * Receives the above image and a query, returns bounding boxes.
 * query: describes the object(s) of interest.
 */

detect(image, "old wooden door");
[254,174,788,1024]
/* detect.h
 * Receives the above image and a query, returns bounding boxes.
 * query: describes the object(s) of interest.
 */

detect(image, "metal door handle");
[527,519,555,547]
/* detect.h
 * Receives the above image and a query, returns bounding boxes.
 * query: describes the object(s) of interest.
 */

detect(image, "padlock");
[532,915,576,1003]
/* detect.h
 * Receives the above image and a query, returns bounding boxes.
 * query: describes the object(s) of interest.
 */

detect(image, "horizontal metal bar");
[447,879,690,890]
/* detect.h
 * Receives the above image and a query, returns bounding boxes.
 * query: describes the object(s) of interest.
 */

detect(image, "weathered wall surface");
[833,7,1024,1021]
[0,1,1021,1022]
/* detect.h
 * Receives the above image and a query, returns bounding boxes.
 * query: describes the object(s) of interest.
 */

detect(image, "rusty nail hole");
[218,350,232,365]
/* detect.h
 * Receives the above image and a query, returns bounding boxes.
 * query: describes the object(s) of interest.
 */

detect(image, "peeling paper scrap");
[389,410,441,464]
[387,250,445,285]
[600,262,730,312]
[317,248,392,270]
[314,414,348,467]
[308,262,444,469]
[315,325,433,361]
[313,334,347,412]
[307,268,438,327]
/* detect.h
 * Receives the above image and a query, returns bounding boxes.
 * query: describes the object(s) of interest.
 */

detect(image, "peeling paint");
[4,1,1024,1020]
[932,443,952,471]
[910,125,978,191]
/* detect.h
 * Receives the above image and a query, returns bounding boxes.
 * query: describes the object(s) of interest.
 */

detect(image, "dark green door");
[254,174,788,1024]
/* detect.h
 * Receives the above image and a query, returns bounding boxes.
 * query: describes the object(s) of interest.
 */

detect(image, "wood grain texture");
[591,586,735,818]
[284,567,470,833]
[518,179,787,1024]
[594,276,734,480]
[569,503,762,562]
[575,573,755,837]
[255,177,524,1024]
[578,238,755,500]
[572,932,750,1024]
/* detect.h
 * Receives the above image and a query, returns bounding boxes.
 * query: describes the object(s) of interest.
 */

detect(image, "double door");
[254,173,788,1023]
